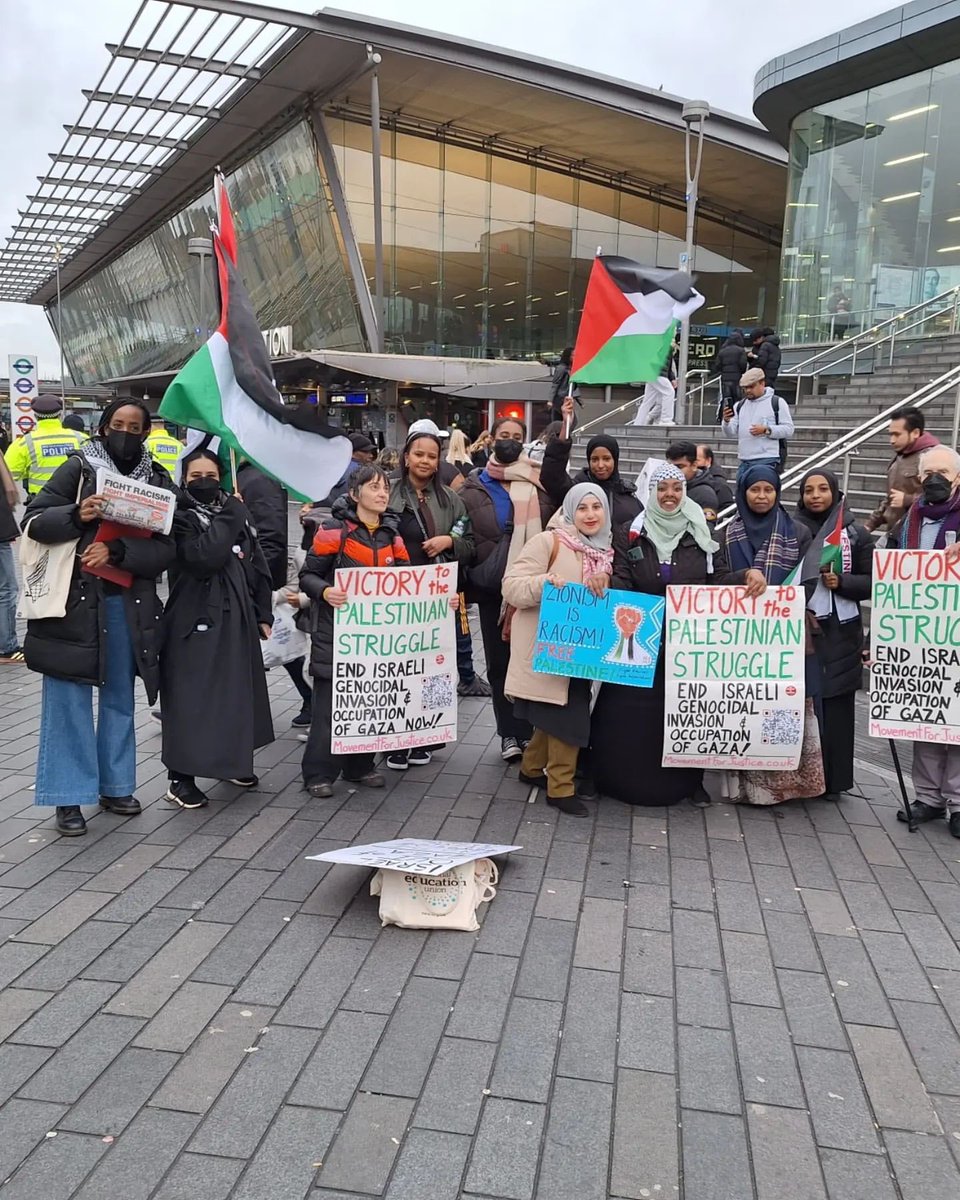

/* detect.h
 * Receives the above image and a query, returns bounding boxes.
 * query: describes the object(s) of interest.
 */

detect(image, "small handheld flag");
[571,255,704,386]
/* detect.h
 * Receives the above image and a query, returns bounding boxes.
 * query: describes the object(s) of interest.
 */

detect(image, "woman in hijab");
[540,399,641,527]
[22,400,176,836]
[717,464,825,806]
[461,416,556,762]
[794,470,874,798]
[502,482,613,816]
[591,464,725,806]
[159,449,275,809]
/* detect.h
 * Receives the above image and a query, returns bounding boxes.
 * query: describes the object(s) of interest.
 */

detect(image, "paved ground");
[3,641,960,1198]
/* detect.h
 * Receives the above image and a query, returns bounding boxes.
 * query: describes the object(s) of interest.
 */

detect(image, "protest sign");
[533,581,664,687]
[306,838,521,875]
[870,548,960,743]
[95,467,176,534]
[663,584,805,769]
[331,562,458,754]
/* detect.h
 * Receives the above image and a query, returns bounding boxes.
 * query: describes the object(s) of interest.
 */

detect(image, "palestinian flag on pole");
[570,255,704,384]
[160,171,352,502]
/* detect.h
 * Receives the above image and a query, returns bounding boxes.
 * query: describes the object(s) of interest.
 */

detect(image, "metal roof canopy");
[1,0,787,307]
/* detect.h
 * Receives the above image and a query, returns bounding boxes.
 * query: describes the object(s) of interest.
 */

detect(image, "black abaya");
[820,691,856,795]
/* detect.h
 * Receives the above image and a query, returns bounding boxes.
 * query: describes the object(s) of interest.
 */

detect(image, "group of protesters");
[7,387,960,839]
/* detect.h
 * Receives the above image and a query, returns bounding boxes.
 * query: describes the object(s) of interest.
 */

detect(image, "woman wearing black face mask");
[460,416,556,762]
[22,400,176,837]
[158,450,275,809]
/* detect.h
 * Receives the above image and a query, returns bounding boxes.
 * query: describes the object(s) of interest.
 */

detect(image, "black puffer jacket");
[540,438,641,528]
[459,468,557,583]
[236,462,288,589]
[715,334,748,395]
[755,335,782,386]
[299,494,410,679]
[21,452,175,701]
[794,506,874,698]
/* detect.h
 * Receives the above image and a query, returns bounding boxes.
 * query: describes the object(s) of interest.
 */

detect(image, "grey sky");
[0,0,895,377]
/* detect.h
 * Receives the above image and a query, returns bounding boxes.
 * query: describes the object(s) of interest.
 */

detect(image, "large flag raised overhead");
[570,255,704,385]
[160,172,352,502]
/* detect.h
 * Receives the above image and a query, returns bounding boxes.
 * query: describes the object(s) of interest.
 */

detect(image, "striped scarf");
[726,508,800,585]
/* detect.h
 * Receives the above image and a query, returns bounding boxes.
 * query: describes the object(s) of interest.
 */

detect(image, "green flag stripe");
[572,328,673,385]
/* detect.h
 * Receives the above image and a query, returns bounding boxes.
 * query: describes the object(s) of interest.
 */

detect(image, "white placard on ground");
[306,838,522,876]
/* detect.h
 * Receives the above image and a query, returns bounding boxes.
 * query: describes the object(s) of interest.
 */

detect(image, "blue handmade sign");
[532,582,664,688]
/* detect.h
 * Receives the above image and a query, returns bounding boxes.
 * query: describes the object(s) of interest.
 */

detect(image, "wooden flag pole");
[229,446,239,497]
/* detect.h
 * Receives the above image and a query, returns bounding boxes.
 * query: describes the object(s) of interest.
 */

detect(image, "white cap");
[407,417,449,440]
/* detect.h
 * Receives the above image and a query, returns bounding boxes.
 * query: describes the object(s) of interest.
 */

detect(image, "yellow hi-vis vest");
[146,428,182,477]
[3,419,86,494]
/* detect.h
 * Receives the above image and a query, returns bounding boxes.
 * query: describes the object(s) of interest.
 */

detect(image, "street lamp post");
[676,100,710,424]
[54,242,65,401]
[187,236,214,346]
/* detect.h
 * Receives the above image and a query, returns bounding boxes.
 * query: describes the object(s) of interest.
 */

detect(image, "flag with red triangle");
[570,255,704,385]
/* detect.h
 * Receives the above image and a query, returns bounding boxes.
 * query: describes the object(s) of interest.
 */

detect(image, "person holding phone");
[794,471,874,800]
[721,368,793,482]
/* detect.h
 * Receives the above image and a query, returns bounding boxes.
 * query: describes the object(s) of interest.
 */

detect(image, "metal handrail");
[714,362,960,528]
[782,286,960,382]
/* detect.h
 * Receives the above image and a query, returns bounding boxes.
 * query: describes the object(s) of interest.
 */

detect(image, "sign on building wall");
[261,325,293,356]
[7,354,39,437]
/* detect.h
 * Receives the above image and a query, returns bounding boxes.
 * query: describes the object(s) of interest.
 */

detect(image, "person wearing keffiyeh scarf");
[501,482,615,817]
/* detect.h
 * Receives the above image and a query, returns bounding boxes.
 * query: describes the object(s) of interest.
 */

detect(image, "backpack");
[737,394,788,471]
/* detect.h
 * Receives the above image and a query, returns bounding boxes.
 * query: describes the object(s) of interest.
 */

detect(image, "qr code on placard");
[422,673,454,712]
[761,708,802,745]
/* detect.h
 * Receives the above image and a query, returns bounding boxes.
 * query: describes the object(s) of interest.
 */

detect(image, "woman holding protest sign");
[300,463,411,798]
[461,416,557,763]
[159,448,275,809]
[22,399,176,837]
[716,463,823,805]
[501,482,614,816]
[794,470,874,798]
[590,464,723,807]
[386,427,477,770]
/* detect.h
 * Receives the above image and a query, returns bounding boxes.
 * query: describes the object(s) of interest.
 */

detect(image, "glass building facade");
[54,115,781,385]
[779,59,960,343]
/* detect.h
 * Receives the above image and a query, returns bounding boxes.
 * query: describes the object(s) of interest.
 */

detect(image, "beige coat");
[502,527,586,707]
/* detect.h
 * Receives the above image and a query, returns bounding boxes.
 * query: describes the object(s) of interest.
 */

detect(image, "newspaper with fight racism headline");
[95,468,176,535]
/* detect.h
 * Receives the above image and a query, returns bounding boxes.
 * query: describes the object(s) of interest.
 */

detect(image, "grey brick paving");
[3,633,960,1198]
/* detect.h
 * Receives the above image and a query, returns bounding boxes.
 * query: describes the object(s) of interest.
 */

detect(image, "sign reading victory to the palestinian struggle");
[870,549,960,743]
[331,563,457,754]
[663,585,805,769]
[533,581,664,687]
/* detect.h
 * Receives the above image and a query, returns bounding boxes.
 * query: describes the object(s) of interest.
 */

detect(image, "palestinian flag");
[785,506,845,586]
[571,255,704,385]
[160,171,352,502]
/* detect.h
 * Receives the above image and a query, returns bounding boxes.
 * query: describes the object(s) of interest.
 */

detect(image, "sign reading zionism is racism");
[663,585,805,769]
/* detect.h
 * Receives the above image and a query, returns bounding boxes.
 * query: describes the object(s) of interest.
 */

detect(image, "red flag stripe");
[214,171,238,267]
[571,257,634,377]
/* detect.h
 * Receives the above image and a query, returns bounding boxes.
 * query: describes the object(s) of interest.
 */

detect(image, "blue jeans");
[737,456,780,484]
[35,595,137,807]
[0,540,17,655]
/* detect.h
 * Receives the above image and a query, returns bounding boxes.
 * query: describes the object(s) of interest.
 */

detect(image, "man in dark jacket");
[749,328,782,388]
[695,444,734,510]
[666,441,719,525]
[0,452,21,663]
[714,332,748,405]
[865,407,940,540]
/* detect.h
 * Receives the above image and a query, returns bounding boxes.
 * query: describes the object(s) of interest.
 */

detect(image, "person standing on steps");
[748,327,782,388]
[713,331,748,410]
[299,464,410,798]
[695,445,734,510]
[865,407,940,544]
[540,396,641,527]
[22,400,175,837]
[721,368,794,482]
[896,446,960,838]
[632,334,679,426]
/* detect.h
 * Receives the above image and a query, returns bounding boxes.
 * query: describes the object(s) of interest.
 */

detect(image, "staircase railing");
[714,362,960,527]
[781,287,960,403]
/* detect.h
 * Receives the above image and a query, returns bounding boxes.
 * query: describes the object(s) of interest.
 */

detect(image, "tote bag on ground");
[370,858,499,930]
